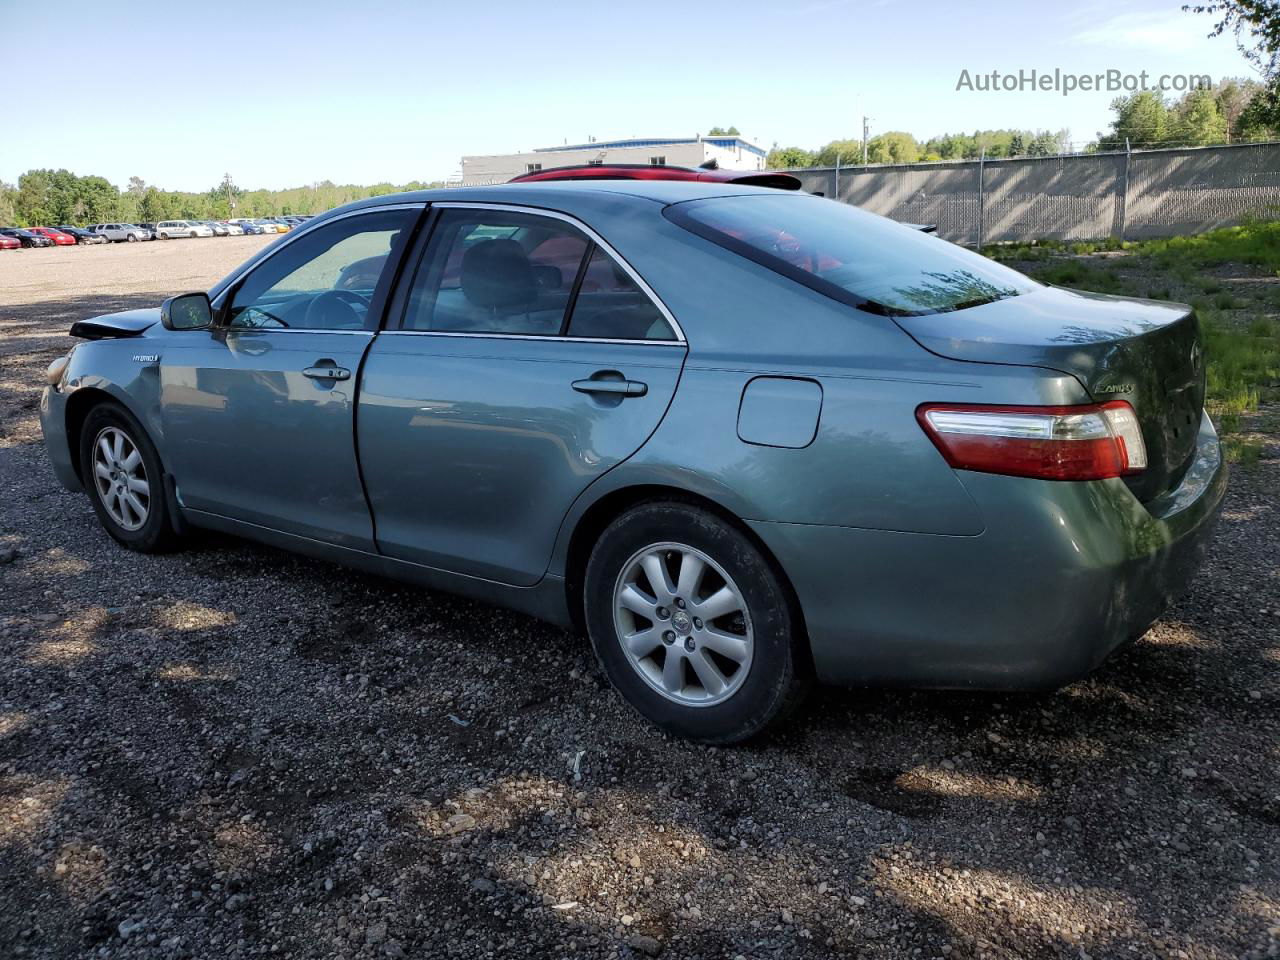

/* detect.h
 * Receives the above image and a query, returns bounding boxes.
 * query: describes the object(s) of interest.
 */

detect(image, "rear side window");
[567,246,674,341]
[664,194,1037,317]
[402,209,676,341]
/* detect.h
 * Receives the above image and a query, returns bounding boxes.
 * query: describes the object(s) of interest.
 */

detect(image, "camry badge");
[1097,382,1135,394]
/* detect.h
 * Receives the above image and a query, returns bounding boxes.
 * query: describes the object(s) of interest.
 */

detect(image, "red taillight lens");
[917,401,1147,481]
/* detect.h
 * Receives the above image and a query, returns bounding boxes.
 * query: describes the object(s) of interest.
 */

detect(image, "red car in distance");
[0,234,20,251]
[509,162,802,190]
[28,227,77,246]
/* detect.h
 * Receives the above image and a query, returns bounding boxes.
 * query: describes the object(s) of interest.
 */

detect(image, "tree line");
[762,76,1279,169]
[0,173,447,228]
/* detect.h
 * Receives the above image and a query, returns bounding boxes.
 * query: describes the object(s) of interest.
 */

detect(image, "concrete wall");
[789,142,1280,245]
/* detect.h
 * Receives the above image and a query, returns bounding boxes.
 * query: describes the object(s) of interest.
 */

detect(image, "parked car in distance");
[0,233,21,251]
[154,220,214,239]
[510,162,804,190]
[132,223,157,240]
[222,221,245,236]
[0,227,54,247]
[27,227,77,246]
[57,226,110,245]
[40,181,1226,744]
[88,223,150,243]
[201,220,230,237]
[238,221,268,235]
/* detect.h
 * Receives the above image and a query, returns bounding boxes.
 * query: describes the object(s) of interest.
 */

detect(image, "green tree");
[1187,2,1280,131]
[15,170,53,225]
[706,126,741,136]
[867,131,920,164]
[0,182,17,225]
[1186,1,1280,82]
[1097,91,1169,149]
[1172,87,1230,144]
[814,139,865,166]
[766,146,814,168]
[139,186,166,222]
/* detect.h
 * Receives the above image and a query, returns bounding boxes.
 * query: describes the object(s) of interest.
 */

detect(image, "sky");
[0,0,1256,192]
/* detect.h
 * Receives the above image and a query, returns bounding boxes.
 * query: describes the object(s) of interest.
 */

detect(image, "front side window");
[402,209,675,341]
[228,209,414,330]
[665,194,1038,317]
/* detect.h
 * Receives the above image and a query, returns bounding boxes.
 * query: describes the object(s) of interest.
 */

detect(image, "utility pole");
[861,115,870,165]
[222,173,235,216]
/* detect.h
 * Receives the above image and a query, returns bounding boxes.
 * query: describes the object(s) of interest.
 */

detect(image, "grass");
[992,219,1280,463]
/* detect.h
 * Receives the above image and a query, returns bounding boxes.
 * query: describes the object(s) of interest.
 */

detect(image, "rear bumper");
[40,386,82,492]
[750,413,1227,690]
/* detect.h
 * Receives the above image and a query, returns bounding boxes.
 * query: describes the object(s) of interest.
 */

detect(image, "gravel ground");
[1,240,1278,960]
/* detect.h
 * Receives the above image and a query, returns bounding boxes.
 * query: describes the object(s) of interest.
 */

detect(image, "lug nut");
[693,617,703,630]
[675,598,686,609]
[663,631,675,644]
[684,638,696,652]
[656,606,669,620]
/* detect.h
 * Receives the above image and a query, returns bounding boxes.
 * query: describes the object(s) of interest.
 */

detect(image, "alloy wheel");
[91,426,150,531]
[612,542,754,707]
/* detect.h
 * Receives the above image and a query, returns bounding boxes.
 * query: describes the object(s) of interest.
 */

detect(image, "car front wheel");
[126,234,137,242]
[79,403,180,553]
[584,502,810,743]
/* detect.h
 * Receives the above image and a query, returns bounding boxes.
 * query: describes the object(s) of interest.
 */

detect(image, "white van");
[155,220,214,240]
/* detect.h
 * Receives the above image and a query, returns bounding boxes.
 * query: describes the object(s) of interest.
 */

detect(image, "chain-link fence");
[789,141,1280,246]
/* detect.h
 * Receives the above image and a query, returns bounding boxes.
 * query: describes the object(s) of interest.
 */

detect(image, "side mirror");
[161,292,213,331]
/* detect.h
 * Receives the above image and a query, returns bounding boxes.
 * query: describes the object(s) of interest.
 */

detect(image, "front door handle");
[303,364,351,381]
[572,378,647,398]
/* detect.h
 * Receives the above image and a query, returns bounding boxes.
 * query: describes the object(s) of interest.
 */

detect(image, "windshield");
[665,193,1038,317]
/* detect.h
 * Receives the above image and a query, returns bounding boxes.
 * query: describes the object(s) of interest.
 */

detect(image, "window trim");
[387,201,686,345]
[211,203,427,333]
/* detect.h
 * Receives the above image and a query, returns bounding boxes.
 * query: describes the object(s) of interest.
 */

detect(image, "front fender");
[52,340,166,482]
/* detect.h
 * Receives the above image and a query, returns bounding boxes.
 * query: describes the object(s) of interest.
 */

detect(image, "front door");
[160,206,420,550]
[358,205,687,585]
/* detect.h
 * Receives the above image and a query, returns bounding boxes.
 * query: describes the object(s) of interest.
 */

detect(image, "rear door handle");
[572,378,647,397]
[303,365,351,381]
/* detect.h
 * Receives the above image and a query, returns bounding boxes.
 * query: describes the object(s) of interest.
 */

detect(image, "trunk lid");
[895,285,1206,502]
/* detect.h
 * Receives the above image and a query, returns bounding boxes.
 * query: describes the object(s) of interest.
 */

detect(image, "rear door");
[358,203,687,586]
[161,205,420,549]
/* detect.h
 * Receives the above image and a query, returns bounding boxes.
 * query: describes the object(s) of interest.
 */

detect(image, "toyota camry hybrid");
[40,180,1226,743]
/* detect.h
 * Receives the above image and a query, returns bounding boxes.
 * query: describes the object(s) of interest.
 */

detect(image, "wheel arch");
[64,386,148,483]
[561,484,811,662]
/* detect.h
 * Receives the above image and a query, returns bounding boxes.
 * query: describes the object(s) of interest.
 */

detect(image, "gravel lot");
[1,239,1277,960]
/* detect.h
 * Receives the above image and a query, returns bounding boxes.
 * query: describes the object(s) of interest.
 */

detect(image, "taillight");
[917,401,1147,481]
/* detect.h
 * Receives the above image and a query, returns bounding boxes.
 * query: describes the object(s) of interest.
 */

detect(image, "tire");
[79,402,180,553]
[189,231,197,239]
[584,502,810,744]
[160,232,169,240]
[126,233,137,242]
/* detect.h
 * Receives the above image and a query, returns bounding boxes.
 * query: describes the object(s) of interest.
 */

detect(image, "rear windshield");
[664,194,1037,317]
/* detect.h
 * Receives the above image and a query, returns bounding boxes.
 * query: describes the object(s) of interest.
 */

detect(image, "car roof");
[340,179,788,215]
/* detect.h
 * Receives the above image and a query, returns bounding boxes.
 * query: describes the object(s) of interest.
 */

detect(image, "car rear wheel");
[584,502,810,743]
[79,403,180,553]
